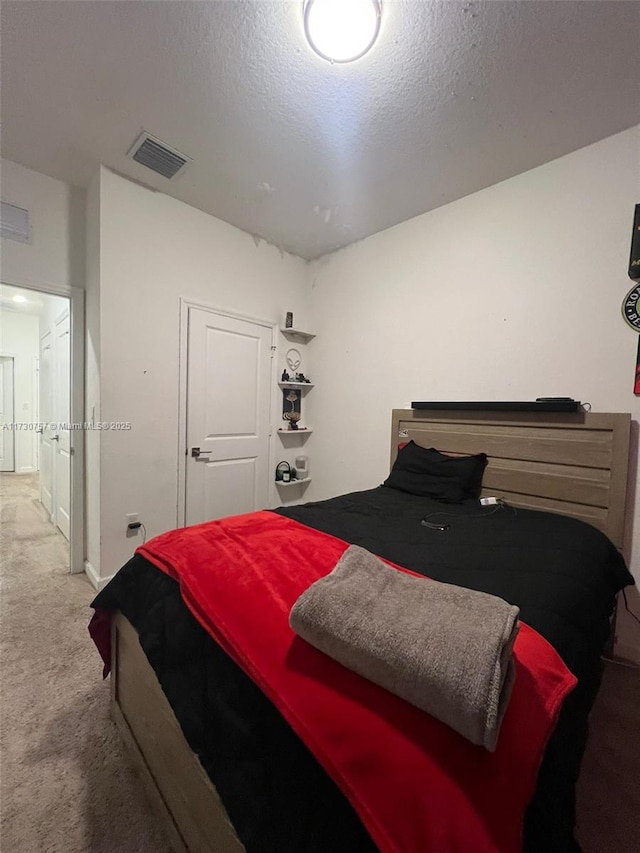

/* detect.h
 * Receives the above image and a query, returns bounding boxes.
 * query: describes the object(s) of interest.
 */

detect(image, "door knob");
[191,447,213,459]
[52,435,59,442]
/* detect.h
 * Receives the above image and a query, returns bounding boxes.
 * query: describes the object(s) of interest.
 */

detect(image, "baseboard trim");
[15,466,37,474]
[84,560,114,592]
[609,643,640,668]
[602,654,640,670]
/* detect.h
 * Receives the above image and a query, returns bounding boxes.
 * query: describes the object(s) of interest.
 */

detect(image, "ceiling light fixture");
[12,294,28,304]
[304,0,382,64]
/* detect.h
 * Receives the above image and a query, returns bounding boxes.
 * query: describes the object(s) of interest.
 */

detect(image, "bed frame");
[391,409,630,550]
[111,409,631,852]
[111,612,245,852]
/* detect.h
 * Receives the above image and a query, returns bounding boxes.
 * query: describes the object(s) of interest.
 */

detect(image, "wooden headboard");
[391,409,631,550]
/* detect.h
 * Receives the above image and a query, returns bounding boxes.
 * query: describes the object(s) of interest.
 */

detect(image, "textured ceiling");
[1,1,639,260]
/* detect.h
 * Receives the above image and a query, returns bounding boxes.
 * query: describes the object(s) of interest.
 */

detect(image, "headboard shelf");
[391,409,631,549]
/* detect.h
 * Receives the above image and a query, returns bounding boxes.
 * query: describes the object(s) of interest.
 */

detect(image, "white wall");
[84,173,101,579]
[0,158,84,291]
[306,125,640,662]
[94,167,310,581]
[0,310,39,471]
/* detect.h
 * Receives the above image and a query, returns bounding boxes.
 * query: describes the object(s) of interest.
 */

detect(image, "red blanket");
[136,511,576,853]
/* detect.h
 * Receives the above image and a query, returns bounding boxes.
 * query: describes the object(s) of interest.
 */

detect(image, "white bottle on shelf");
[295,455,309,479]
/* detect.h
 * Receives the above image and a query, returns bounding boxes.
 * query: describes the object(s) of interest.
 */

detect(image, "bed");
[90,408,633,853]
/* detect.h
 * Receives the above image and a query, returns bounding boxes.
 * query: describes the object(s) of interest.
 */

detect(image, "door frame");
[1,276,85,574]
[0,354,16,472]
[177,298,278,529]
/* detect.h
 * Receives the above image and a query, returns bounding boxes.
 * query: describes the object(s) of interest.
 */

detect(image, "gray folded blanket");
[289,545,520,751]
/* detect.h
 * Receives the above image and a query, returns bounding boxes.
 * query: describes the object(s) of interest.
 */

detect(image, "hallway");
[1,472,68,571]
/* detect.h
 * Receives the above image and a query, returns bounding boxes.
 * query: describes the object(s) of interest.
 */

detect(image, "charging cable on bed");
[420,500,515,531]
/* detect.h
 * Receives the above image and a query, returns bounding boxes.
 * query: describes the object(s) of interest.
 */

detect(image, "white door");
[185,309,272,526]
[33,356,40,471]
[0,357,15,472]
[53,313,71,540]
[39,330,54,515]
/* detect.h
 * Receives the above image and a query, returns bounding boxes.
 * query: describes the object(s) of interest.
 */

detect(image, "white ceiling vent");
[1,201,30,243]
[127,131,191,180]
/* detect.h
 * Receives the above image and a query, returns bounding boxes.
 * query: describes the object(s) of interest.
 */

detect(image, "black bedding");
[92,487,633,853]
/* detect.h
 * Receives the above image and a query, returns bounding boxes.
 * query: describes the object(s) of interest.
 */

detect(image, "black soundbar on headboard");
[410,401,581,413]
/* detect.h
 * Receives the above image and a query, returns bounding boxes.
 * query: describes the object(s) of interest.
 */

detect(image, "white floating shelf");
[278,381,314,390]
[277,428,313,436]
[280,328,316,344]
[275,477,312,487]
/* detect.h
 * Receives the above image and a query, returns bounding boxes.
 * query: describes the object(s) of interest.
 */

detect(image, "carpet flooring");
[1,471,638,852]
[0,473,170,852]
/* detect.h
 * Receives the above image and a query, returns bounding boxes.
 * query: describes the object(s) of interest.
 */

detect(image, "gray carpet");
[575,658,640,851]
[1,472,638,852]
[0,473,170,852]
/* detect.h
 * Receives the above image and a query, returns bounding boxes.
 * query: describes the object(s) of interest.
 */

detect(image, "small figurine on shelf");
[281,369,290,382]
[295,372,311,383]
[286,410,301,430]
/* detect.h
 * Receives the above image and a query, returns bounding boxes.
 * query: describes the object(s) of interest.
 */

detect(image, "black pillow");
[383,442,488,503]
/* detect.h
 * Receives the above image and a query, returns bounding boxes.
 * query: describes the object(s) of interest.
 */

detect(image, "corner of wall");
[84,169,101,575]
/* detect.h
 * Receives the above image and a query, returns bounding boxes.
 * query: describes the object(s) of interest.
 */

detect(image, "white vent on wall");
[127,131,191,180]
[1,201,30,243]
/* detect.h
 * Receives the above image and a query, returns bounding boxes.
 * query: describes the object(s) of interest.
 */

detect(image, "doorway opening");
[0,283,72,571]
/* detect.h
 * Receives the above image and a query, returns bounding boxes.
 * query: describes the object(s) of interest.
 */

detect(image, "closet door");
[185,308,272,526]
[39,331,54,515]
[53,312,71,540]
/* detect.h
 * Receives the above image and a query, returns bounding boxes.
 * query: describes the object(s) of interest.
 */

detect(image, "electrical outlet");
[125,513,138,525]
